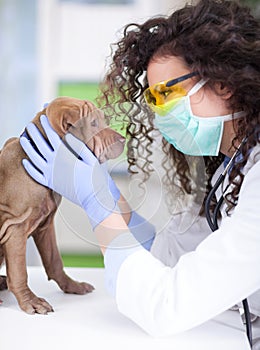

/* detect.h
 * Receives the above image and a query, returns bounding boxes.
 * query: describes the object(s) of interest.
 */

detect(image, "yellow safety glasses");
[144,72,199,116]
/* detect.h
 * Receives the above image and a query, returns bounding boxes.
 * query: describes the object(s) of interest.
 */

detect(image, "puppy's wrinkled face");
[46,97,125,163]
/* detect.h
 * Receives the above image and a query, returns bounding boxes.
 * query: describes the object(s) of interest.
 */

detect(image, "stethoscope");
[204,142,253,347]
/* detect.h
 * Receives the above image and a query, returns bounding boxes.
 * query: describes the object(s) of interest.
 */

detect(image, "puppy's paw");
[62,279,95,295]
[76,281,95,294]
[20,296,54,315]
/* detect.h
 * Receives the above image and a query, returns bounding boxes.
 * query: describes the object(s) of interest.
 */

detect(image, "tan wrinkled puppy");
[0,96,125,314]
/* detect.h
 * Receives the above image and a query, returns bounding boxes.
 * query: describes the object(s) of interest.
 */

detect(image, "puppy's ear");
[61,109,80,133]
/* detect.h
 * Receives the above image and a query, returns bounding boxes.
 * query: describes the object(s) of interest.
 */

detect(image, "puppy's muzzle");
[91,128,125,163]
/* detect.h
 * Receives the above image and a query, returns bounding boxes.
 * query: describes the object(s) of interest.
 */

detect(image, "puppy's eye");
[90,119,98,127]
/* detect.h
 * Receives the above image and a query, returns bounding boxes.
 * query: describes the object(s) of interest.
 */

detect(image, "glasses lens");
[144,81,188,116]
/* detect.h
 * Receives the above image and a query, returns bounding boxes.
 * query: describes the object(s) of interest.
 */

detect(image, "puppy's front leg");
[3,227,53,314]
[33,217,94,295]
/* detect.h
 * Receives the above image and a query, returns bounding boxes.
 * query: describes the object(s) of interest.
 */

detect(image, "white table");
[0,267,250,350]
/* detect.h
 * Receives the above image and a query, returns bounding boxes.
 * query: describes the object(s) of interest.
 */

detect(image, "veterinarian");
[20,0,260,346]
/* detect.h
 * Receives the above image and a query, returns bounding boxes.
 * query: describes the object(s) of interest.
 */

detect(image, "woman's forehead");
[146,55,190,86]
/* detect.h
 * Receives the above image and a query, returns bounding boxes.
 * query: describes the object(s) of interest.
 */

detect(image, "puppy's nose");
[115,132,125,142]
[118,136,126,144]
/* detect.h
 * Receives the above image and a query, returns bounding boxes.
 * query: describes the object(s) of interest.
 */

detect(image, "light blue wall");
[0,0,37,147]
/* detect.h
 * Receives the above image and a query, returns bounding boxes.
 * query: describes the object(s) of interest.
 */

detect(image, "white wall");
[0,0,38,148]
[36,0,185,104]
[0,0,186,146]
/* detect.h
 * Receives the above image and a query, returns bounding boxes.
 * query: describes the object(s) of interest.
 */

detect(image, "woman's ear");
[215,82,233,100]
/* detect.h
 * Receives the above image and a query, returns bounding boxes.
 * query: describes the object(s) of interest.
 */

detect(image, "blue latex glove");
[44,102,120,203]
[20,115,118,229]
[101,163,121,202]
[43,102,120,203]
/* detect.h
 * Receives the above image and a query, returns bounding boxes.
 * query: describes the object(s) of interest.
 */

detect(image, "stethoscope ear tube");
[205,173,225,231]
[243,299,253,347]
[205,146,241,231]
[204,146,252,347]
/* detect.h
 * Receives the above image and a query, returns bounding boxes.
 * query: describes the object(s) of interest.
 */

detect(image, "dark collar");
[20,129,42,156]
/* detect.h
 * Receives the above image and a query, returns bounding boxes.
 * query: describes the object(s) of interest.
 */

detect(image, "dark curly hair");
[97,0,260,215]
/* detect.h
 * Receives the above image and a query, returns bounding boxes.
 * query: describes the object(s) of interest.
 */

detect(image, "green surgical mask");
[154,80,244,156]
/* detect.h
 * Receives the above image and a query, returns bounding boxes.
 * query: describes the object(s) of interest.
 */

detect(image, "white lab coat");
[115,145,260,337]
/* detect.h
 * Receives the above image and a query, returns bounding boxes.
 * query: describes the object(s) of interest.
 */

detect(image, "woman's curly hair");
[97,0,260,215]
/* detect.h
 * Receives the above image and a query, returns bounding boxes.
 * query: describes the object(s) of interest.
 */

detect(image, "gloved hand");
[101,163,121,202]
[20,115,118,229]
[43,102,120,204]
[43,102,121,203]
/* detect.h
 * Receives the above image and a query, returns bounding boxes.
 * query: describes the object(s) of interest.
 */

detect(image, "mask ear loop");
[187,79,209,96]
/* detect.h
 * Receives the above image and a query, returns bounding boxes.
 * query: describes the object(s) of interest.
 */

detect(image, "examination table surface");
[0,267,250,350]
